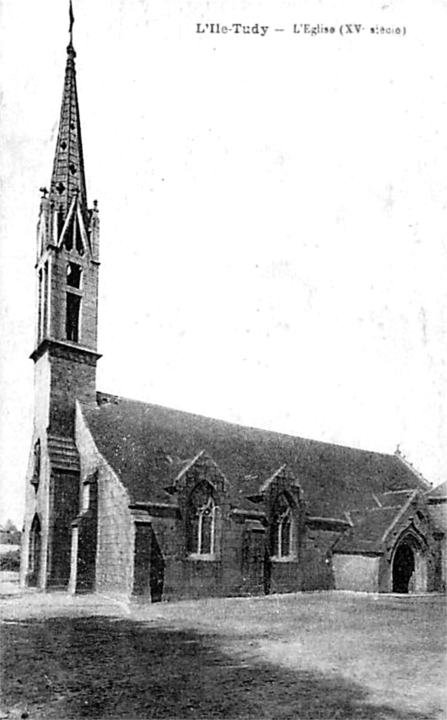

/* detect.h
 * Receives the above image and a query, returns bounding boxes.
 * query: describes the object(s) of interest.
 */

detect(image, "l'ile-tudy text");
[196,23,406,37]
[196,23,269,36]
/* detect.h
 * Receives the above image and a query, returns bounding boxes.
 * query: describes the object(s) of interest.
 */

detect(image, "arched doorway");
[392,542,414,593]
[28,515,42,587]
[392,532,428,594]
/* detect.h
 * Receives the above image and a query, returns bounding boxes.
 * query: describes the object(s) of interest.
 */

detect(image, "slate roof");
[334,484,447,554]
[427,480,447,500]
[82,392,430,518]
[333,504,409,554]
[426,482,447,534]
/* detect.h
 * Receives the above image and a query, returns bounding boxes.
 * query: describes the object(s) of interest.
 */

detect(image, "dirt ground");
[0,582,445,720]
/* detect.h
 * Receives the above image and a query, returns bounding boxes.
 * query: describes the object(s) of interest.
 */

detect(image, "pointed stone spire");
[49,2,87,221]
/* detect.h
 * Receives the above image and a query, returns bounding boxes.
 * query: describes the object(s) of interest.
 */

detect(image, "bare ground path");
[0,588,445,719]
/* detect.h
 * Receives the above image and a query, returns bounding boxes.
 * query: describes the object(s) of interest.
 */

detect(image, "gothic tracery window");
[187,481,218,556]
[271,493,295,559]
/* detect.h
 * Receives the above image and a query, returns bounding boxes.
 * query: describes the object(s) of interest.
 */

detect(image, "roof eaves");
[306,516,351,532]
[334,548,383,557]
[130,502,180,519]
[230,508,266,520]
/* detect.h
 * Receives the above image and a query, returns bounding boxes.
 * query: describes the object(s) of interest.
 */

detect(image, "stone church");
[20,18,446,602]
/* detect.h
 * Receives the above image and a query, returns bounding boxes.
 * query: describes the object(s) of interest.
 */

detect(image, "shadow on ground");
[0,615,435,719]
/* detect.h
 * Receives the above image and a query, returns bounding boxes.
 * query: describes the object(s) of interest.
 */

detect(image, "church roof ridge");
[393,449,432,488]
[93,390,402,461]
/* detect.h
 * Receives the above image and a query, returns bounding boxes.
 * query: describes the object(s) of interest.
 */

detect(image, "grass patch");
[1,592,445,719]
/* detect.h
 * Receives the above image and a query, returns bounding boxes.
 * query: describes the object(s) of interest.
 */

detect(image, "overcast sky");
[1,0,446,526]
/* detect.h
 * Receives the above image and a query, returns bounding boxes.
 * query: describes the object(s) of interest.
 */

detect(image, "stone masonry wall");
[301,528,340,591]
[333,554,381,592]
[76,404,134,598]
[138,508,264,601]
[20,435,51,589]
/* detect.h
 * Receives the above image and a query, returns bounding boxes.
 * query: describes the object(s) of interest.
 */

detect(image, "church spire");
[49,1,87,219]
[33,0,100,360]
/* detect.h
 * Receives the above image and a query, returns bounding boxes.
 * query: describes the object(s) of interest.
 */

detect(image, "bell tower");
[21,3,101,590]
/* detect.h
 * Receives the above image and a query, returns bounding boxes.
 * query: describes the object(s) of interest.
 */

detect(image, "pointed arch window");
[28,514,42,587]
[43,261,49,338]
[31,440,41,493]
[66,293,81,342]
[271,493,295,559]
[187,481,218,557]
[38,269,43,340]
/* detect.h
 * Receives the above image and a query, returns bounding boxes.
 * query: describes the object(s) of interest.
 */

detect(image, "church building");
[20,14,445,602]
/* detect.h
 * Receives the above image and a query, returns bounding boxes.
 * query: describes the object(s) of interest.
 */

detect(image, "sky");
[0,0,446,527]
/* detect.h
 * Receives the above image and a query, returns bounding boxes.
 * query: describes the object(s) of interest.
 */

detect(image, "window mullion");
[210,507,215,555]
[197,510,203,554]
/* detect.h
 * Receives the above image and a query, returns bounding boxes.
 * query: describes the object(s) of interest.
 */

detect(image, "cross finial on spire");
[69,1,75,45]
[50,0,87,217]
